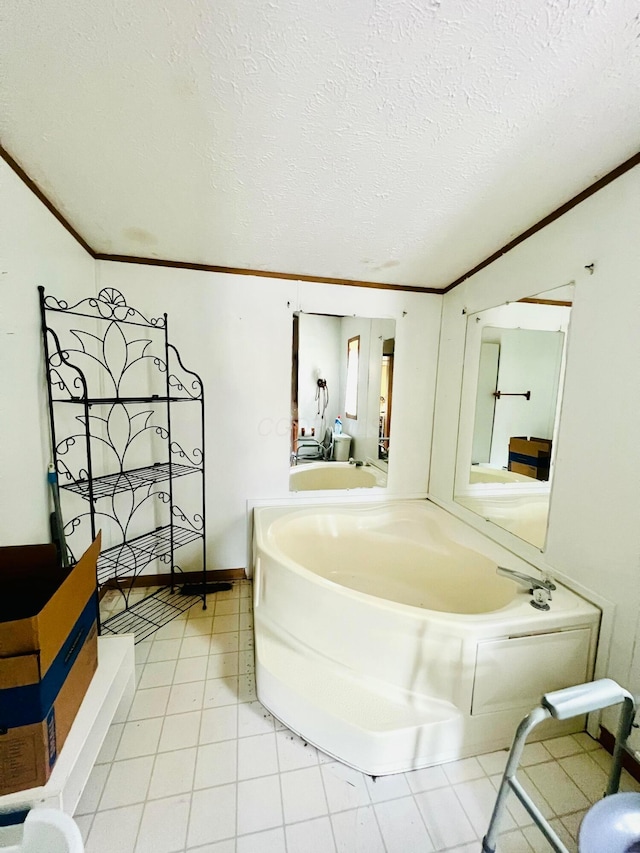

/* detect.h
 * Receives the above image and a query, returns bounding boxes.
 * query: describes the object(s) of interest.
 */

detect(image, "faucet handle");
[531,588,551,611]
[541,573,556,591]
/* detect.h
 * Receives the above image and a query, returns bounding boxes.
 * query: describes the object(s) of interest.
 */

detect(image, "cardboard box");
[508,437,552,481]
[0,535,100,796]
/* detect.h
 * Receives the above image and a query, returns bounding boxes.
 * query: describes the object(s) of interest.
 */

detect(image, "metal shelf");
[101,587,204,643]
[97,524,203,585]
[61,462,200,500]
[39,285,208,643]
[54,396,200,405]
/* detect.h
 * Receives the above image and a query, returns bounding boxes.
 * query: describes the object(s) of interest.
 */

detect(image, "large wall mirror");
[454,284,574,548]
[290,312,395,491]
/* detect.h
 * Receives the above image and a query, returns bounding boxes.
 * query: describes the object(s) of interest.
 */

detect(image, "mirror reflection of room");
[454,284,574,548]
[289,312,395,491]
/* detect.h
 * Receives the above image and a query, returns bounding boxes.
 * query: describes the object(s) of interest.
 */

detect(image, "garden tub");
[252,500,600,775]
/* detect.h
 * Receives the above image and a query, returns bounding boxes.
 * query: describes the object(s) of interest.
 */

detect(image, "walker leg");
[482,706,551,853]
[607,695,637,795]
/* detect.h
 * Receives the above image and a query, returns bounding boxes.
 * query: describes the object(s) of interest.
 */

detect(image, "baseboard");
[100,568,246,596]
[600,726,640,784]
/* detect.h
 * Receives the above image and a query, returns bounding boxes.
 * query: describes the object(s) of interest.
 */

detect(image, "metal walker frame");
[482,678,637,853]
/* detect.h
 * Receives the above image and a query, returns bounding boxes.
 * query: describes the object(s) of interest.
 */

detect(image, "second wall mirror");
[290,312,395,492]
[454,284,574,548]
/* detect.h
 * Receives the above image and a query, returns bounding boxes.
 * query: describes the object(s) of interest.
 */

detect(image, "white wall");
[297,313,341,436]
[96,263,442,570]
[0,158,97,545]
[431,165,640,735]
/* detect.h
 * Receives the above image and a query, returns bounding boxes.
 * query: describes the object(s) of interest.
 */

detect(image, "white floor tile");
[280,766,329,823]
[94,722,123,764]
[184,617,213,637]
[200,704,238,743]
[516,772,555,820]
[239,629,254,651]
[116,717,163,759]
[375,795,435,853]
[153,619,187,640]
[166,680,205,715]
[488,774,534,828]
[405,763,449,794]
[187,784,237,848]
[524,761,590,815]
[237,774,284,835]
[99,756,154,809]
[135,793,190,853]
[174,655,209,684]
[203,676,240,707]
[558,752,609,802]
[543,734,584,759]
[522,818,576,853]
[73,814,94,845]
[134,642,152,665]
[364,771,411,803]
[331,806,386,853]
[478,750,510,776]
[159,710,202,751]
[454,776,515,836]
[238,701,276,737]
[138,660,177,689]
[238,673,257,702]
[415,785,475,849]
[210,631,240,653]
[194,740,238,788]
[74,763,110,815]
[495,829,537,852]
[180,634,213,658]
[560,809,588,840]
[238,733,279,780]
[321,762,371,812]
[520,742,553,767]
[148,747,197,799]
[206,651,239,679]
[276,729,319,772]
[215,598,240,616]
[571,732,601,752]
[239,612,253,631]
[213,614,240,633]
[146,638,183,662]
[127,686,171,721]
[239,649,255,674]
[85,804,143,853]
[237,826,286,853]
[286,816,337,853]
[443,756,485,784]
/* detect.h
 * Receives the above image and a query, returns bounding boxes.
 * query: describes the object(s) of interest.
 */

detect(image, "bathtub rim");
[252,498,601,630]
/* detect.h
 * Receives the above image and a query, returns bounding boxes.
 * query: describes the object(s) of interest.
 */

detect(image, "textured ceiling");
[2,0,639,288]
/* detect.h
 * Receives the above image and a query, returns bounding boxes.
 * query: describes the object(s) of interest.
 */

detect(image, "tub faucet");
[496,566,556,593]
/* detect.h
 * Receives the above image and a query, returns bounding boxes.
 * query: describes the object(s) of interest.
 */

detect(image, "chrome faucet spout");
[496,566,556,592]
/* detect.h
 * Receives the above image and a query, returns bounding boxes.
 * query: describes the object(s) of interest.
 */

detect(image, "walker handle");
[542,679,634,720]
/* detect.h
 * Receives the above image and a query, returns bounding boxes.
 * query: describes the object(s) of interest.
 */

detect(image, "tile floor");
[76,581,639,853]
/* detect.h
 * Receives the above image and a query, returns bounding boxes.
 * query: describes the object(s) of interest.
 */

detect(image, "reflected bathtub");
[456,492,550,548]
[252,500,600,775]
[288,461,386,491]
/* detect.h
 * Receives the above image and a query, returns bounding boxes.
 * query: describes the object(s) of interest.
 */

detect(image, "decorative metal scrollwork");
[39,285,207,639]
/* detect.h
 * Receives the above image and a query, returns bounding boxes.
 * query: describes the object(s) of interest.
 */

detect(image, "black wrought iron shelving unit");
[38,286,207,641]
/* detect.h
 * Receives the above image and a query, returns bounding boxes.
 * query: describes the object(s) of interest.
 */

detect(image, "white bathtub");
[253,500,600,775]
[456,492,550,548]
[289,461,386,491]
[469,465,537,485]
